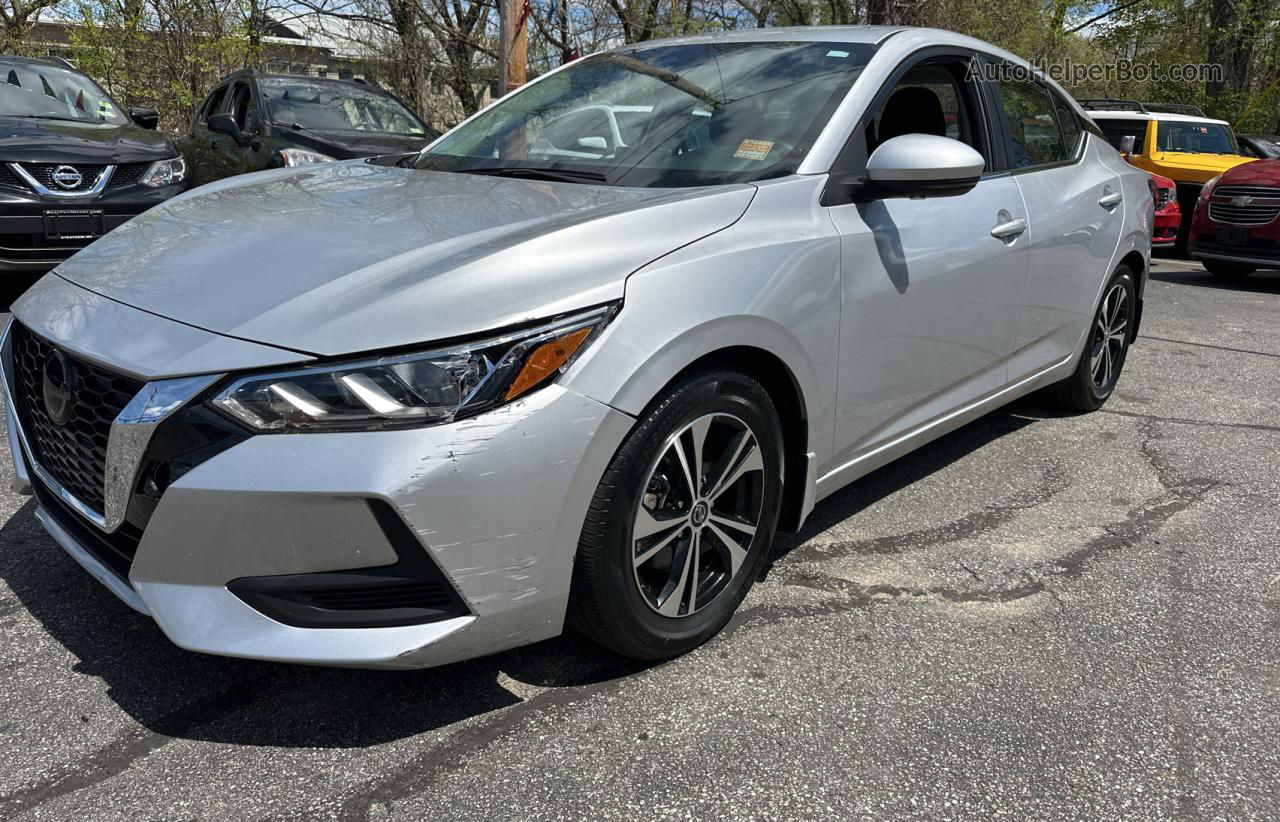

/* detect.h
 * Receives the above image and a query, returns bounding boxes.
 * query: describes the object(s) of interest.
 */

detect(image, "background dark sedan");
[1237,133,1280,159]
[0,55,186,276]
[180,70,440,186]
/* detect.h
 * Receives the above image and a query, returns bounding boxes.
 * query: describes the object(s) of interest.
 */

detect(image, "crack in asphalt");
[1100,407,1280,434]
[780,462,1070,563]
[0,675,278,819]
[1140,334,1280,361]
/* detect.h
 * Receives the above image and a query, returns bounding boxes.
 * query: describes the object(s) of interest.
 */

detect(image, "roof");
[623,25,906,49]
[1087,110,1230,126]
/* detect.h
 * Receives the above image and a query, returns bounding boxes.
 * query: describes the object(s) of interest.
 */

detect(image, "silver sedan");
[3,26,1151,668]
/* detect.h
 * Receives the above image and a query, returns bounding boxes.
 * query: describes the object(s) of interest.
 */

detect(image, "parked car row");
[2,56,438,275]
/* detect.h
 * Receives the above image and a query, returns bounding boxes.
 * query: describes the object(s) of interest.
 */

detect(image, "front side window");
[414,41,878,187]
[0,60,126,125]
[261,78,427,137]
[1156,121,1239,155]
[865,60,989,168]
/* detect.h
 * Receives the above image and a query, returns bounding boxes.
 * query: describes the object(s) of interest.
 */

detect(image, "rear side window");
[993,76,1070,168]
[1094,118,1148,155]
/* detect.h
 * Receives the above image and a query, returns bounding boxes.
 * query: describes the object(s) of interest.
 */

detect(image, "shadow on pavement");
[0,274,39,313]
[0,397,1055,748]
[1149,266,1280,292]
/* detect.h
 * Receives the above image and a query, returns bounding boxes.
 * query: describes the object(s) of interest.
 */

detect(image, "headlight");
[140,156,186,187]
[210,305,615,432]
[1200,175,1222,200]
[278,147,335,167]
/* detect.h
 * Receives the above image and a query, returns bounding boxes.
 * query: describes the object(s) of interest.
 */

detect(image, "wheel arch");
[662,346,811,533]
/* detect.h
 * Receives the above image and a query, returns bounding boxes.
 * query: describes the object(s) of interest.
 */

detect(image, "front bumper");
[5,282,635,669]
[0,182,183,274]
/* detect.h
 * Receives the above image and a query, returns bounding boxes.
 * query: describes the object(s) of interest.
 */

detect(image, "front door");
[826,56,1030,469]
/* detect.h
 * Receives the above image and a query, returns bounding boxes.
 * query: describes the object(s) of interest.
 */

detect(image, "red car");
[1151,173,1180,249]
[1189,159,1280,279]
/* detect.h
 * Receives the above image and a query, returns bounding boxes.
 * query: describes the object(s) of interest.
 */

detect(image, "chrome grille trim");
[1,319,221,534]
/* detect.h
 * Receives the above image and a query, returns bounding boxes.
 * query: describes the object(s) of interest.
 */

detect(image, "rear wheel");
[568,370,783,660]
[1203,260,1256,280]
[1045,266,1136,412]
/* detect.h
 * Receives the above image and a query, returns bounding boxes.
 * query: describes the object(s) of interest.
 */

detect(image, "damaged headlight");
[210,305,615,432]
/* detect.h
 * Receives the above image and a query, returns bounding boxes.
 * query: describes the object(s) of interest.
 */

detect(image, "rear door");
[826,51,1031,467]
[990,71,1125,379]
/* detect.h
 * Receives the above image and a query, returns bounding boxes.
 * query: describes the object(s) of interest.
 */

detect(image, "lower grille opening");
[29,461,143,583]
[228,501,470,629]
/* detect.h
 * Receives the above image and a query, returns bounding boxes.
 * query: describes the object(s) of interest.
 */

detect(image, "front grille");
[105,162,150,190]
[1208,185,1280,225]
[0,164,27,191]
[10,323,144,515]
[17,162,106,193]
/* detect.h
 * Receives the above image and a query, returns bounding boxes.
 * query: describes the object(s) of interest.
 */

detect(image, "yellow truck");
[1080,99,1255,249]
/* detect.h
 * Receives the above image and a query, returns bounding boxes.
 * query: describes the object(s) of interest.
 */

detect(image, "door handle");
[1098,190,1123,208]
[990,216,1027,241]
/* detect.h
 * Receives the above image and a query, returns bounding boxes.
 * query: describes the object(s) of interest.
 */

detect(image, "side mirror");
[207,112,247,147]
[1118,135,1136,160]
[128,107,159,130]
[865,134,985,198]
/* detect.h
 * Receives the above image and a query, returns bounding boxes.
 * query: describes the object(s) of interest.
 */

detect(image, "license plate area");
[1216,225,1249,246]
[43,209,105,241]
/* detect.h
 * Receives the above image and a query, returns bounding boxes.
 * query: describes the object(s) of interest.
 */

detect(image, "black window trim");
[822,45,1004,206]
[985,59,1087,176]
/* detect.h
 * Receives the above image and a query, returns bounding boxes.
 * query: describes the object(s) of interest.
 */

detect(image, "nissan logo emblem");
[50,165,84,190]
[42,349,79,426]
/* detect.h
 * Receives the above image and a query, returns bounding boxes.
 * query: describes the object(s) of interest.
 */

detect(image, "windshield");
[262,78,428,136]
[1156,121,1239,154]
[415,41,877,187]
[0,60,127,124]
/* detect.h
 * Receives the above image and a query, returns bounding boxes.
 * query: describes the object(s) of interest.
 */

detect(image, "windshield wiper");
[6,114,98,123]
[461,166,613,185]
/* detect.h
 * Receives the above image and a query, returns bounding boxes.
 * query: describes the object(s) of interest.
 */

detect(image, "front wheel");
[568,370,783,660]
[1045,265,1137,412]
[1203,260,1256,280]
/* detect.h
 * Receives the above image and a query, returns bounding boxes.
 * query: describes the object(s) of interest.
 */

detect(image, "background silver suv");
[3,26,1151,668]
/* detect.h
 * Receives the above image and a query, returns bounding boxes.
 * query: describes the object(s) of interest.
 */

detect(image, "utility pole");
[499,0,529,94]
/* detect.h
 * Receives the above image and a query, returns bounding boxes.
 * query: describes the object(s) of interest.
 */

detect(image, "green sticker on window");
[826,50,850,58]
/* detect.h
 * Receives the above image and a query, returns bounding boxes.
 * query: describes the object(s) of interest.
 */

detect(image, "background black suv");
[0,56,186,275]
[181,70,440,186]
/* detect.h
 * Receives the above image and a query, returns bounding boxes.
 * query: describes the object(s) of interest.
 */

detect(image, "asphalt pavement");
[0,258,1277,821]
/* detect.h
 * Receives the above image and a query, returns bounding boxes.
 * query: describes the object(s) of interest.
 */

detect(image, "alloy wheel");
[631,412,766,617]
[1090,282,1129,392]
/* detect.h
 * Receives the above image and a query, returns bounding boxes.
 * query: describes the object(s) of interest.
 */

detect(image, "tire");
[568,370,784,660]
[1203,260,1256,280]
[1045,265,1137,412]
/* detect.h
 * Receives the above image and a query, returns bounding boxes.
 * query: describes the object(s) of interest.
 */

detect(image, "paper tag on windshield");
[734,139,775,161]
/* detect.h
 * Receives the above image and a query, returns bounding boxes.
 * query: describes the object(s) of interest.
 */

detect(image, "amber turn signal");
[504,326,595,401]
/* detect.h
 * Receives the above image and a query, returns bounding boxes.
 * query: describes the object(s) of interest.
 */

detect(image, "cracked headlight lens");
[210,305,615,432]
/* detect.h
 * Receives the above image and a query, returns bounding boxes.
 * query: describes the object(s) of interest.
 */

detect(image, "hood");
[56,161,756,356]
[1151,151,1255,182]
[281,128,435,160]
[1216,157,1280,186]
[0,116,176,163]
